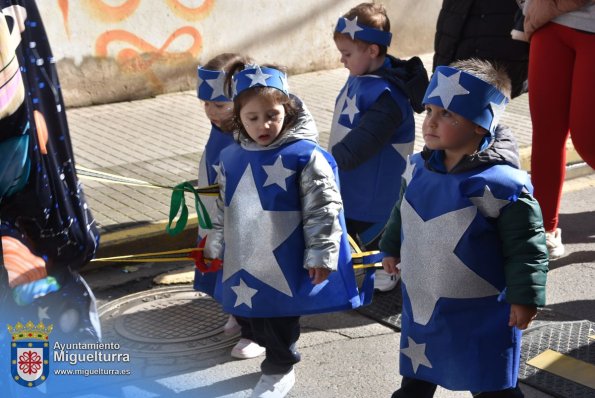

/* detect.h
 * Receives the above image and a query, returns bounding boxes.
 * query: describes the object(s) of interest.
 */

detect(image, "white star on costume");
[401,157,416,185]
[328,87,351,149]
[223,164,301,296]
[205,72,227,99]
[427,71,470,109]
[341,94,359,124]
[401,337,433,373]
[263,156,295,191]
[400,199,500,325]
[231,279,258,308]
[392,141,414,161]
[341,16,363,39]
[489,99,507,131]
[469,186,510,218]
[38,306,50,321]
[246,65,271,87]
[211,163,222,181]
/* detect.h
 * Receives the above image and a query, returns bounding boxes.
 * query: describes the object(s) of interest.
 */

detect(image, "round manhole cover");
[98,286,238,357]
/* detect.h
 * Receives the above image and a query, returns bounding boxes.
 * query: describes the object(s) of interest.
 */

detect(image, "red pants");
[528,23,595,231]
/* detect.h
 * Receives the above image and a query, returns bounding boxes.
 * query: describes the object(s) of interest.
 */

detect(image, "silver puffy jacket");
[204,96,343,271]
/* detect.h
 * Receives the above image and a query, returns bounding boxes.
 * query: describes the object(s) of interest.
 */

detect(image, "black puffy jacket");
[433,0,529,98]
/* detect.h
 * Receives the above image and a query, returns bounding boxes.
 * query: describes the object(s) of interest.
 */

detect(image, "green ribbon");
[166,181,212,236]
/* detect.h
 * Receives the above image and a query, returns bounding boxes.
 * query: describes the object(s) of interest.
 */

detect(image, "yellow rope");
[91,247,202,262]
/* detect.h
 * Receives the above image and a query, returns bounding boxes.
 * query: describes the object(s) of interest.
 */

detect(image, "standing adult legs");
[528,23,574,233]
[568,29,595,169]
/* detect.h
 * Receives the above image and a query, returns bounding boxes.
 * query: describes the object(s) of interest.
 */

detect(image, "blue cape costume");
[328,66,415,223]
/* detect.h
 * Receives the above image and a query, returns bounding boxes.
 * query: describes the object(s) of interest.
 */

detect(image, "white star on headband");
[489,99,507,131]
[280,73,289,92]
[341,16,364,40]
[197,72,204,93]
[232,78,238,98]
[246,65,272,87]
[205,72,227,100]
[427,70,470,109]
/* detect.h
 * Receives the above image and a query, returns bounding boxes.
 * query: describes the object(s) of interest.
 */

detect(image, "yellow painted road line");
[526,349,595,389]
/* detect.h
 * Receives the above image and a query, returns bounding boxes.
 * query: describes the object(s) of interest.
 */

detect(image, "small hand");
[509,304,537,330]
[382,256,401,275]
[309,267,331,285]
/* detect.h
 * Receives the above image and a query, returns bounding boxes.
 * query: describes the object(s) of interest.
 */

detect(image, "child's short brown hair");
[450,58,512,100]
[333,2,391,56]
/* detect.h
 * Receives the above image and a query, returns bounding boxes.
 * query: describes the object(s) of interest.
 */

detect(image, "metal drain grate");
[356,282,403,331]
[99,286,239,357]
[519,320,595,398]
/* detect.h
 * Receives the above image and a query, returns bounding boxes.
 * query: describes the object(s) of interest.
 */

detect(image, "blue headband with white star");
[232,65,289,99]
[197,67,230,102]
[335,16,392,46]
[423,66,509,134]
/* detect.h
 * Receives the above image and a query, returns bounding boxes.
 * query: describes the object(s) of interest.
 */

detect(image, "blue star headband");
[197,67,230,102]
[423,66,509,134]
[232,65,289,99]
[335,16,392,47]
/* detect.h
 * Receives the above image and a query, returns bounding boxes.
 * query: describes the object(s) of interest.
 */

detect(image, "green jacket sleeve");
[498,191,549,307]
[379,180,406,256]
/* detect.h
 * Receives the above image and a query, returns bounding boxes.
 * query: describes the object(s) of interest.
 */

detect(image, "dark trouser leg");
[472,385,524,398]
[235,316,254,340]
[391,377,437,398]
[250,316,301,375]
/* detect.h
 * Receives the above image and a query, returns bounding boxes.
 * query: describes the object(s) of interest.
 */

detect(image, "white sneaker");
[374,268,399,292]
[231,338,265,359]
[546,228,565,260]
[223,315,241,335]
[251,369,295,397]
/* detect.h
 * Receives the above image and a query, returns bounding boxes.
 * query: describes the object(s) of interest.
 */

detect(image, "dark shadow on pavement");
[545,300,595,322]
[547,250,595,270]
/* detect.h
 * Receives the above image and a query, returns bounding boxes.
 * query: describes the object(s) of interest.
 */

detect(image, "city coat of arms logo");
[7,321,53,387]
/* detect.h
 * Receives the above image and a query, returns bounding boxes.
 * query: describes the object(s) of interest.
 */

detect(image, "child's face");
[334,36,376,76]
[422,104,484,154]
[239,95,286,146]
[203,101,233,130]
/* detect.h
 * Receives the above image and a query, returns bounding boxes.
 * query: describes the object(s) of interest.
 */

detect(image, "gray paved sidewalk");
[66,53,583,247]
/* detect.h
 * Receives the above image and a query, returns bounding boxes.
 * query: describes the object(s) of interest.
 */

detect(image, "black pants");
[249,316,301,375]
[391,377,524,398]
[235,316,255,340]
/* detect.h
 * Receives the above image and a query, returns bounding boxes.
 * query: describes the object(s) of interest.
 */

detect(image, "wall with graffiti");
[36,0,439,107]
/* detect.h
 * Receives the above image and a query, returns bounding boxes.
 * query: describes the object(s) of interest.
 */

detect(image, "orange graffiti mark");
[58,0,70,37]
[83,0,140,23]
[95,28,203,89]
[165,0,215,21]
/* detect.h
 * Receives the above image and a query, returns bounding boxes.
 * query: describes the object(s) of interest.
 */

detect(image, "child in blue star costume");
[194,53,266,361]
[204,62,373,398]
[379,59,549,397]
[331,3,428,292]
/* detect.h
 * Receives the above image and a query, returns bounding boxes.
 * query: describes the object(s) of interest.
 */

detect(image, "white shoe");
[251,369,295,397]
[231,338,265,359]
[223,315,241,335]
[546,228,565,260]
[374,268,399,292]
